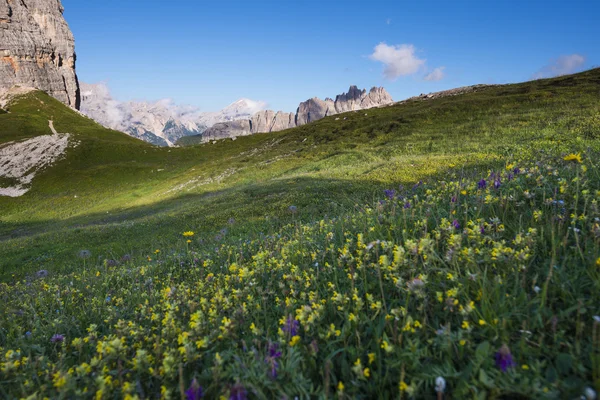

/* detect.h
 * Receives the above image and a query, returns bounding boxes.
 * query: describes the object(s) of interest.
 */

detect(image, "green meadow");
[0,69,599,398]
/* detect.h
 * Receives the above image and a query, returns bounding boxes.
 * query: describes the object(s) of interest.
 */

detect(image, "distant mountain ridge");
[200,86,394,142]
[80,83,267,146]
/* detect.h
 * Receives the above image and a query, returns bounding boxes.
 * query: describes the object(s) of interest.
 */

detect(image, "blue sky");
[63,0,598,112]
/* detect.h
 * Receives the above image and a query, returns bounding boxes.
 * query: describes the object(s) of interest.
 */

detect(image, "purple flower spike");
[513,167,521,175]
[403,201,411,209]
[185,379,204,400]
[384,189,397,200]
[480,225,485,235]
[495,344,516,372]
[51,334,65,343]
[229,384,247,400]
[451,196,457,203]
[265,343,282,378]
[494,179,501,189]
[283,316,299,336]
[478,179,487,189]
[452,220,460,230]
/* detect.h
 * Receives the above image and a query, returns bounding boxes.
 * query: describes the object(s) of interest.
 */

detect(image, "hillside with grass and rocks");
[1,0,600,398]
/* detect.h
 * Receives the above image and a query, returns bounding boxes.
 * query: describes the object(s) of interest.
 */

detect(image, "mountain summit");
[0,0,80,109]
[201,86,394,142]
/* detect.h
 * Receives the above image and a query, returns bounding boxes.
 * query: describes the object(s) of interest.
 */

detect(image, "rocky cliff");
[203,86,393,142]
[0,0,80,109]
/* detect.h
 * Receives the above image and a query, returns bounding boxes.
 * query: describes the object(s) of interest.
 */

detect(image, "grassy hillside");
[1,69,599,278]
[0,70,599,398]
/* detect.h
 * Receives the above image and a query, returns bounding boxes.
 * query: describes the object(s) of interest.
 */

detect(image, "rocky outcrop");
[202,86,393,142]
[0,0,80,109]
[398,84,494,104]
[201,120,252,142]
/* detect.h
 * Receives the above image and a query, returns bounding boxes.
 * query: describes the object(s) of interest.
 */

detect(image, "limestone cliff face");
[0,0,80,109]
[202,86,393,141]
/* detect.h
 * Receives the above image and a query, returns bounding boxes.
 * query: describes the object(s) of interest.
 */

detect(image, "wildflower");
[264,343,282,378]
[36,269,49,278]
[25,331,32,338]
[229,383,247,400]
[461,321,470,329]
[381,340,394,353]
[368,353,376,364]
[521,364,529,370]
[495,344,516,372]
[583,387,597,400]
[493,179,501,189]
[289,335,301,346]
[403,201,411,209]
[451,196,457,203]
[283,316,299,336]
[51,334,65,343]
[183,231,195,237]
[384,189,396,200]
[399,380,408,391]
[534,286,541,294]
[563,153,582,163]
[363,368,370,378]
[78,249,91,259]
[452,219,460,230]
[406,278,424,292]
[185,379,204,400]
[288,205,298,213]
[435,376,446,393]
[478,179,487,189]
[479,319,486,326]
[596,257,600,267]
[337,381,344,393]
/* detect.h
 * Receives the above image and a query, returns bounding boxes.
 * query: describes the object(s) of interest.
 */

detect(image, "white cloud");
[424,66,446,81]
[533,54,586,79]
[369,43,426,80]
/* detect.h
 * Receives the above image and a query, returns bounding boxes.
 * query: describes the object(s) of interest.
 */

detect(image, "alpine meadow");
[1,1,600,399]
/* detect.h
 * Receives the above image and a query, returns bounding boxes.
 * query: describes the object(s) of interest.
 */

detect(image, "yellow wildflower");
[289,335,301,346]
[399,380,408,391]
[563,153,582,163]
[368,353,376,364]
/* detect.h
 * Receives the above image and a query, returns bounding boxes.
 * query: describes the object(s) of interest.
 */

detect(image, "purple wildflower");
[36,269,49,278]
[452,219,460,230]
[384,189,397,200]
[495,344,516,372]
[185,379,204,400]
[493,179,501,189]
[403,201,411,209]
[229,384,247,400]
[51,334,65,343]
[412,181,423,191]
[507,173,514,181]
[513,167,521,174]
[480,225,485,235]
[451,196,457,203]
[288,205,298,213]
[283,316,299,336]
[265,343,282,378]
[478,179,487,189]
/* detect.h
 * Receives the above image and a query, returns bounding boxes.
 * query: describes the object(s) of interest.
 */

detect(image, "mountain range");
[80,83,267,146]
